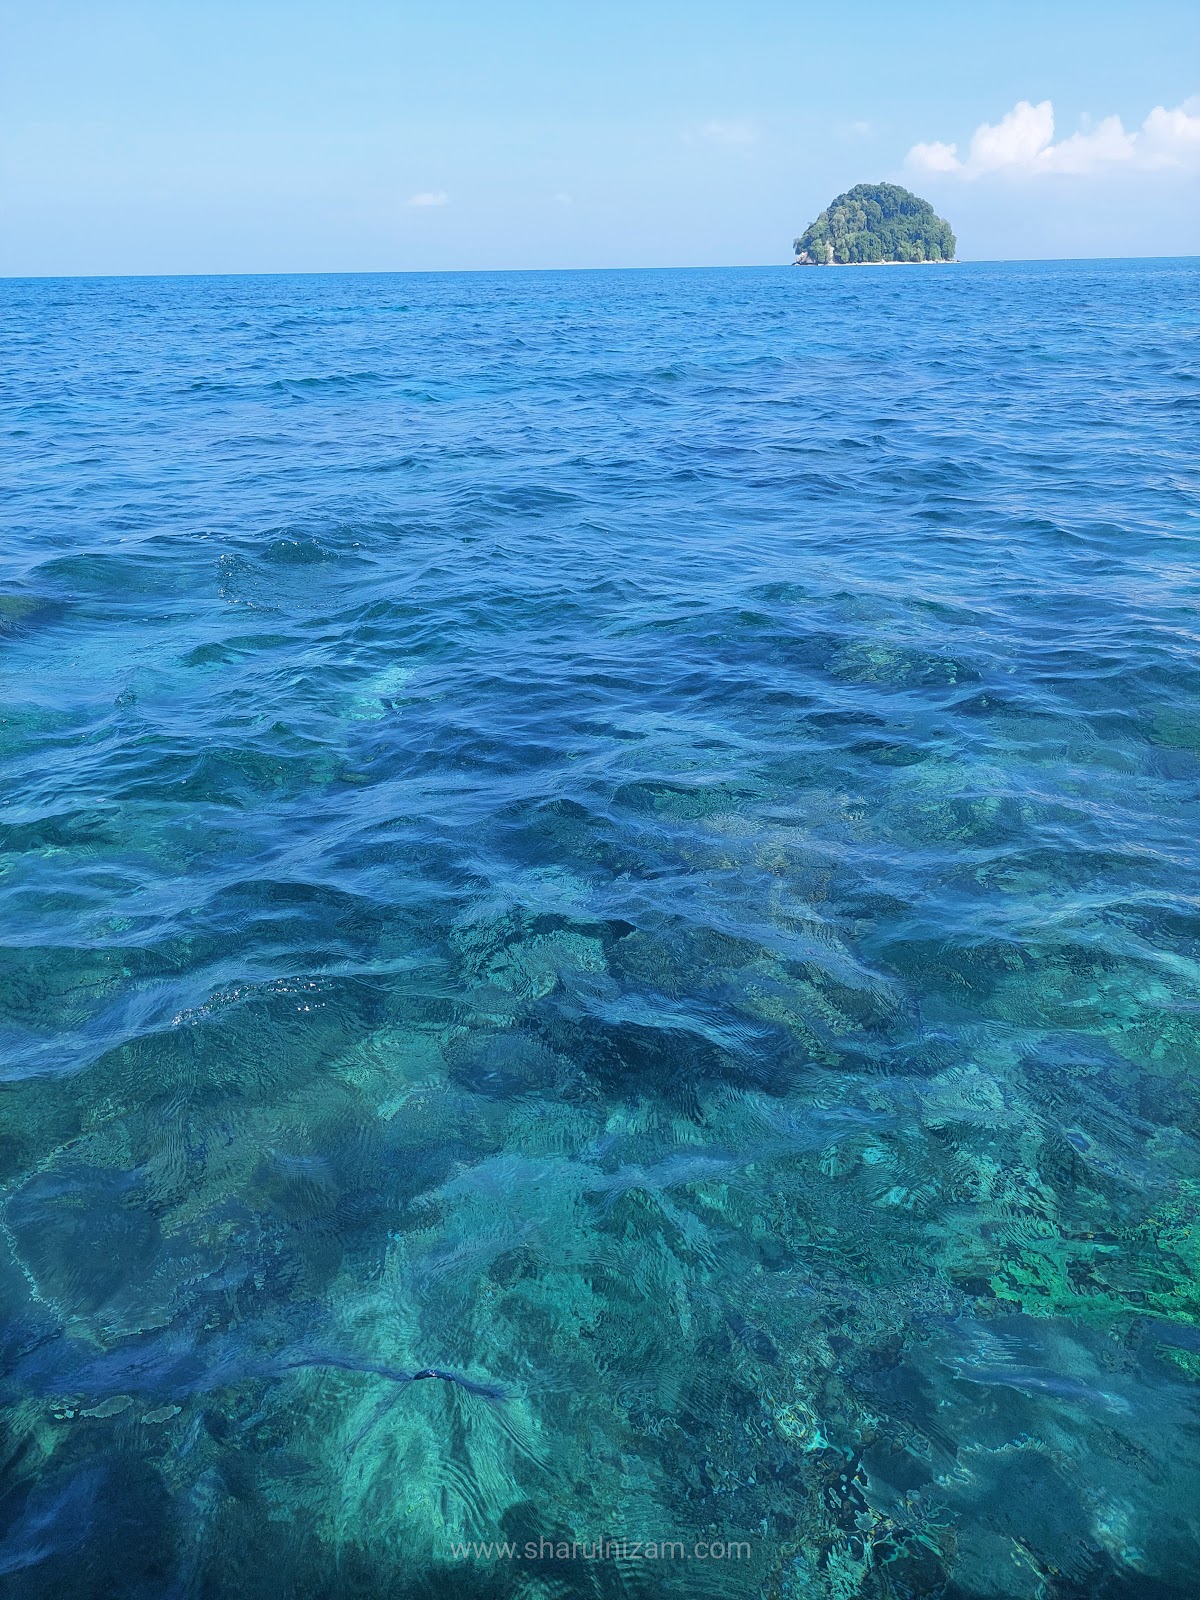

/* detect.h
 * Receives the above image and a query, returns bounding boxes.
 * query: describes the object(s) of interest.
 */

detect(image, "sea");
[1,260,1198,1598]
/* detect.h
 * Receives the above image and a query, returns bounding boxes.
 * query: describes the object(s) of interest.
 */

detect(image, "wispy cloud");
[698,120,759,148]
[907,96,1200,178]
[407,191,449,207]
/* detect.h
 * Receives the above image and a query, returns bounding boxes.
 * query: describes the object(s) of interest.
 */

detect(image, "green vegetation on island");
[793,182,956,265]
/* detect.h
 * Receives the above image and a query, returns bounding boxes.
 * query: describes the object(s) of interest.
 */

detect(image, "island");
[793,183,956,265]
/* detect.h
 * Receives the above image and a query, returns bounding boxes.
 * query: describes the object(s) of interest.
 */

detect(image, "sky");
[1,0,1197,275]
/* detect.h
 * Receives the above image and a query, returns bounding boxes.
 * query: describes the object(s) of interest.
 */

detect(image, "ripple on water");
[1,261,1199,1598]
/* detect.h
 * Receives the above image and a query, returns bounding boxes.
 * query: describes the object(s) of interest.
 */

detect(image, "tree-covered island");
[793,183,956,264]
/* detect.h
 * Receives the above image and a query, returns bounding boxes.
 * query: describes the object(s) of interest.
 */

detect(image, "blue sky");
[1,0,1197,274]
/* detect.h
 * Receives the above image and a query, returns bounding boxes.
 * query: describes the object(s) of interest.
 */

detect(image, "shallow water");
[1,260,1199,1598]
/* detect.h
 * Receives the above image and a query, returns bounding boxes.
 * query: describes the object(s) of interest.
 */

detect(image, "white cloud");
[1038,114,1135,174]
[907,96,1200,178]
[969,100,1056,172]
[1141,99,1200,167]
[407,191,449,207]
[906,139,961,174]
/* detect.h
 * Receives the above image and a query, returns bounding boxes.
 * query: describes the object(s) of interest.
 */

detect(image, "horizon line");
[3,253,1199,283]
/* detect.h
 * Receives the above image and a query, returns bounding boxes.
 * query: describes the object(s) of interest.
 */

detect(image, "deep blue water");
[1,260,1199,1599]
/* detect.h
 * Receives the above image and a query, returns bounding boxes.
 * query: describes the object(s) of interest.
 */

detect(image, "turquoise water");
[1,260,1199,1598]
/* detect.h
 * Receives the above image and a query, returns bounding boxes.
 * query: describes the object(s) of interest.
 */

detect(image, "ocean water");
[1,260,1198,1599]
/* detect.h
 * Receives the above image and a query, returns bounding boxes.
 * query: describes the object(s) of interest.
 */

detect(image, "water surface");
[1,261,1199,1598]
